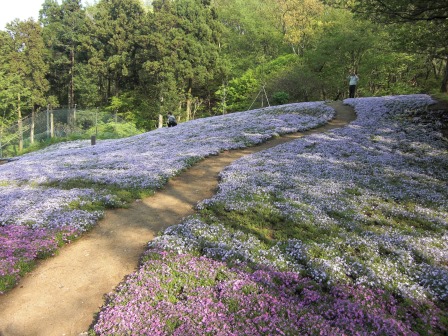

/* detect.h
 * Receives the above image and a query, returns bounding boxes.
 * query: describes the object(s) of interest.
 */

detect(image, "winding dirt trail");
[0,102,355,336]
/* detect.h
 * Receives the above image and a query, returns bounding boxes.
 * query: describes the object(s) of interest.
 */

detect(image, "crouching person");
[167,112,177,127]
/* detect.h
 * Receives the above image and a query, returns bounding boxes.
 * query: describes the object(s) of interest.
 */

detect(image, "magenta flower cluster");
[0,225,57,291]
[94,250,445,335]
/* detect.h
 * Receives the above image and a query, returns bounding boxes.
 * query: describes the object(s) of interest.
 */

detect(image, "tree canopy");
[331,0,448,23]
[0,0,446,129]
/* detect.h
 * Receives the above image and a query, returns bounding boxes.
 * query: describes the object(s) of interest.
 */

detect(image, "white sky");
[0,0,90,30]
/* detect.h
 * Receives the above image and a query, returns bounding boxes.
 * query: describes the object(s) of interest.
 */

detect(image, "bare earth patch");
[0,101,355,336]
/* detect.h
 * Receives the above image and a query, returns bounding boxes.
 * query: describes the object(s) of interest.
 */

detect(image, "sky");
[0,0,90,30]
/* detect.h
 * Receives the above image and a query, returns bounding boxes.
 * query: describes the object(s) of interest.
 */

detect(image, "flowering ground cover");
[93,95,447,335]
[94,249,444,335]
[0,102,333,292]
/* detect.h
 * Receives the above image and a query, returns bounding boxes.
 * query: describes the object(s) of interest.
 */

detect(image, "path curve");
[0,102,355,336]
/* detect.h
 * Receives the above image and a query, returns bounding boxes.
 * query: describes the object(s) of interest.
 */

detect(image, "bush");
[272,91,289,105]
[87,122,142,140]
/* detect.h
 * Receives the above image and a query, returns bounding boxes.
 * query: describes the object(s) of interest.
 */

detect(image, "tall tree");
[40,0,88,107]
[273,0,324,56]
[337,0,448,22]
[0,31,26,128]
[144,0,223,121]
[324,0,448,92]
[212,0,286,76]
[0,19,49,149]
[89,0,147,103]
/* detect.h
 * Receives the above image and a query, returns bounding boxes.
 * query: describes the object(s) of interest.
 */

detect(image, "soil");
[0,102,355,336]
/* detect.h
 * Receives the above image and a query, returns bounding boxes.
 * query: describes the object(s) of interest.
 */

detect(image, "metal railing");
[0,106,128,158]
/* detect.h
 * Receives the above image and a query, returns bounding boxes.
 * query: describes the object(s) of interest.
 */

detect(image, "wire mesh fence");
[0,106,128,158]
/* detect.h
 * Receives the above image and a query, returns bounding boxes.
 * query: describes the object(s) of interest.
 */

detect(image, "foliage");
[273,0,324,56]
[334,0,448,22]
[86,121,142,140]
[0,19,49,119]
[212,0,287,76]
[40,0,88,108]
[143,0,224,121]
[216,54,299,112]
[105,91,157,130]
[263,8,442,101]
[0,0,446,132]
[323,0,448,93]
[272,91,289,105]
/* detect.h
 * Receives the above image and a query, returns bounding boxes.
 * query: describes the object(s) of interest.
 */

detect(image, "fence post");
[95,107,98,136]
[30,109,35,144]
[158,114,163,128]
[17,93,23,152]
[46,105,50,139]
[50,108,54,138]
[74,104,77,125]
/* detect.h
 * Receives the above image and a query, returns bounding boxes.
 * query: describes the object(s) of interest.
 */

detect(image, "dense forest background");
[0,0,447,130]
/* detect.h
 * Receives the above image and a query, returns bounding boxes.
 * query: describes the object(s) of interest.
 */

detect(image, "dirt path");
[0,102,355,336]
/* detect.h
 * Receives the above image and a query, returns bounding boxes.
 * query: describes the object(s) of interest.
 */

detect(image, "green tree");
[0,19,50,149]
[273,0,324,56]
[388,21,448,93]
[0,20,49,115]
[218,54,299,112]
[0,30,20,120]
[40,0,88,107]
[213,0,287,75]
[144,0,224,121]
[276,8,432,100]
[339,0,448,22]
[298,9,377,100]
[89,0,147,103]
[324,0,448,92]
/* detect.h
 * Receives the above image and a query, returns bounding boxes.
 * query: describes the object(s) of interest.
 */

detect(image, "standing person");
[347,72,359,98]
[167,112,177,127]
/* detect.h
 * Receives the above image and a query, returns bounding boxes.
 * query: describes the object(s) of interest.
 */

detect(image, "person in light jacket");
[348,72,359,98]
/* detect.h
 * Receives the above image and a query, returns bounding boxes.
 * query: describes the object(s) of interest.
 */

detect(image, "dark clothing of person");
[167,115,177,127]
[348,74,359,98]
[349,85,356,98]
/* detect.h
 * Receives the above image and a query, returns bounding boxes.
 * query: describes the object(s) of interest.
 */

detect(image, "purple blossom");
[0,103,333,290]
[193,95,447,302]
[93,250,445,335]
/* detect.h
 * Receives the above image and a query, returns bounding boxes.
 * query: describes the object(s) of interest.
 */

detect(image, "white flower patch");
[0,102,334,235]
[0,102,334,189]
[194,95,448,301]
[0,183,107,231]
[149,217,299,271]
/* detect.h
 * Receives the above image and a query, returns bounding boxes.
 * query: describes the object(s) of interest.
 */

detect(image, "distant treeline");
[1,0,447,131]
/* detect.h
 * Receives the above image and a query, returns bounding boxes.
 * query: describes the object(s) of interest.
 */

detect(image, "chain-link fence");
[0,106,129,158]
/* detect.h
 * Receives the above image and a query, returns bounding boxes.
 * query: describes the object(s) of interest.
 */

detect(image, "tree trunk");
[31,107,35,144]
[158,114,163,128]
[441,58,448,93]
[185,79,192,122]
[50,108,54,138]
[17,93,23,152]
[68,47,75,125]
[222,80,227,115]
